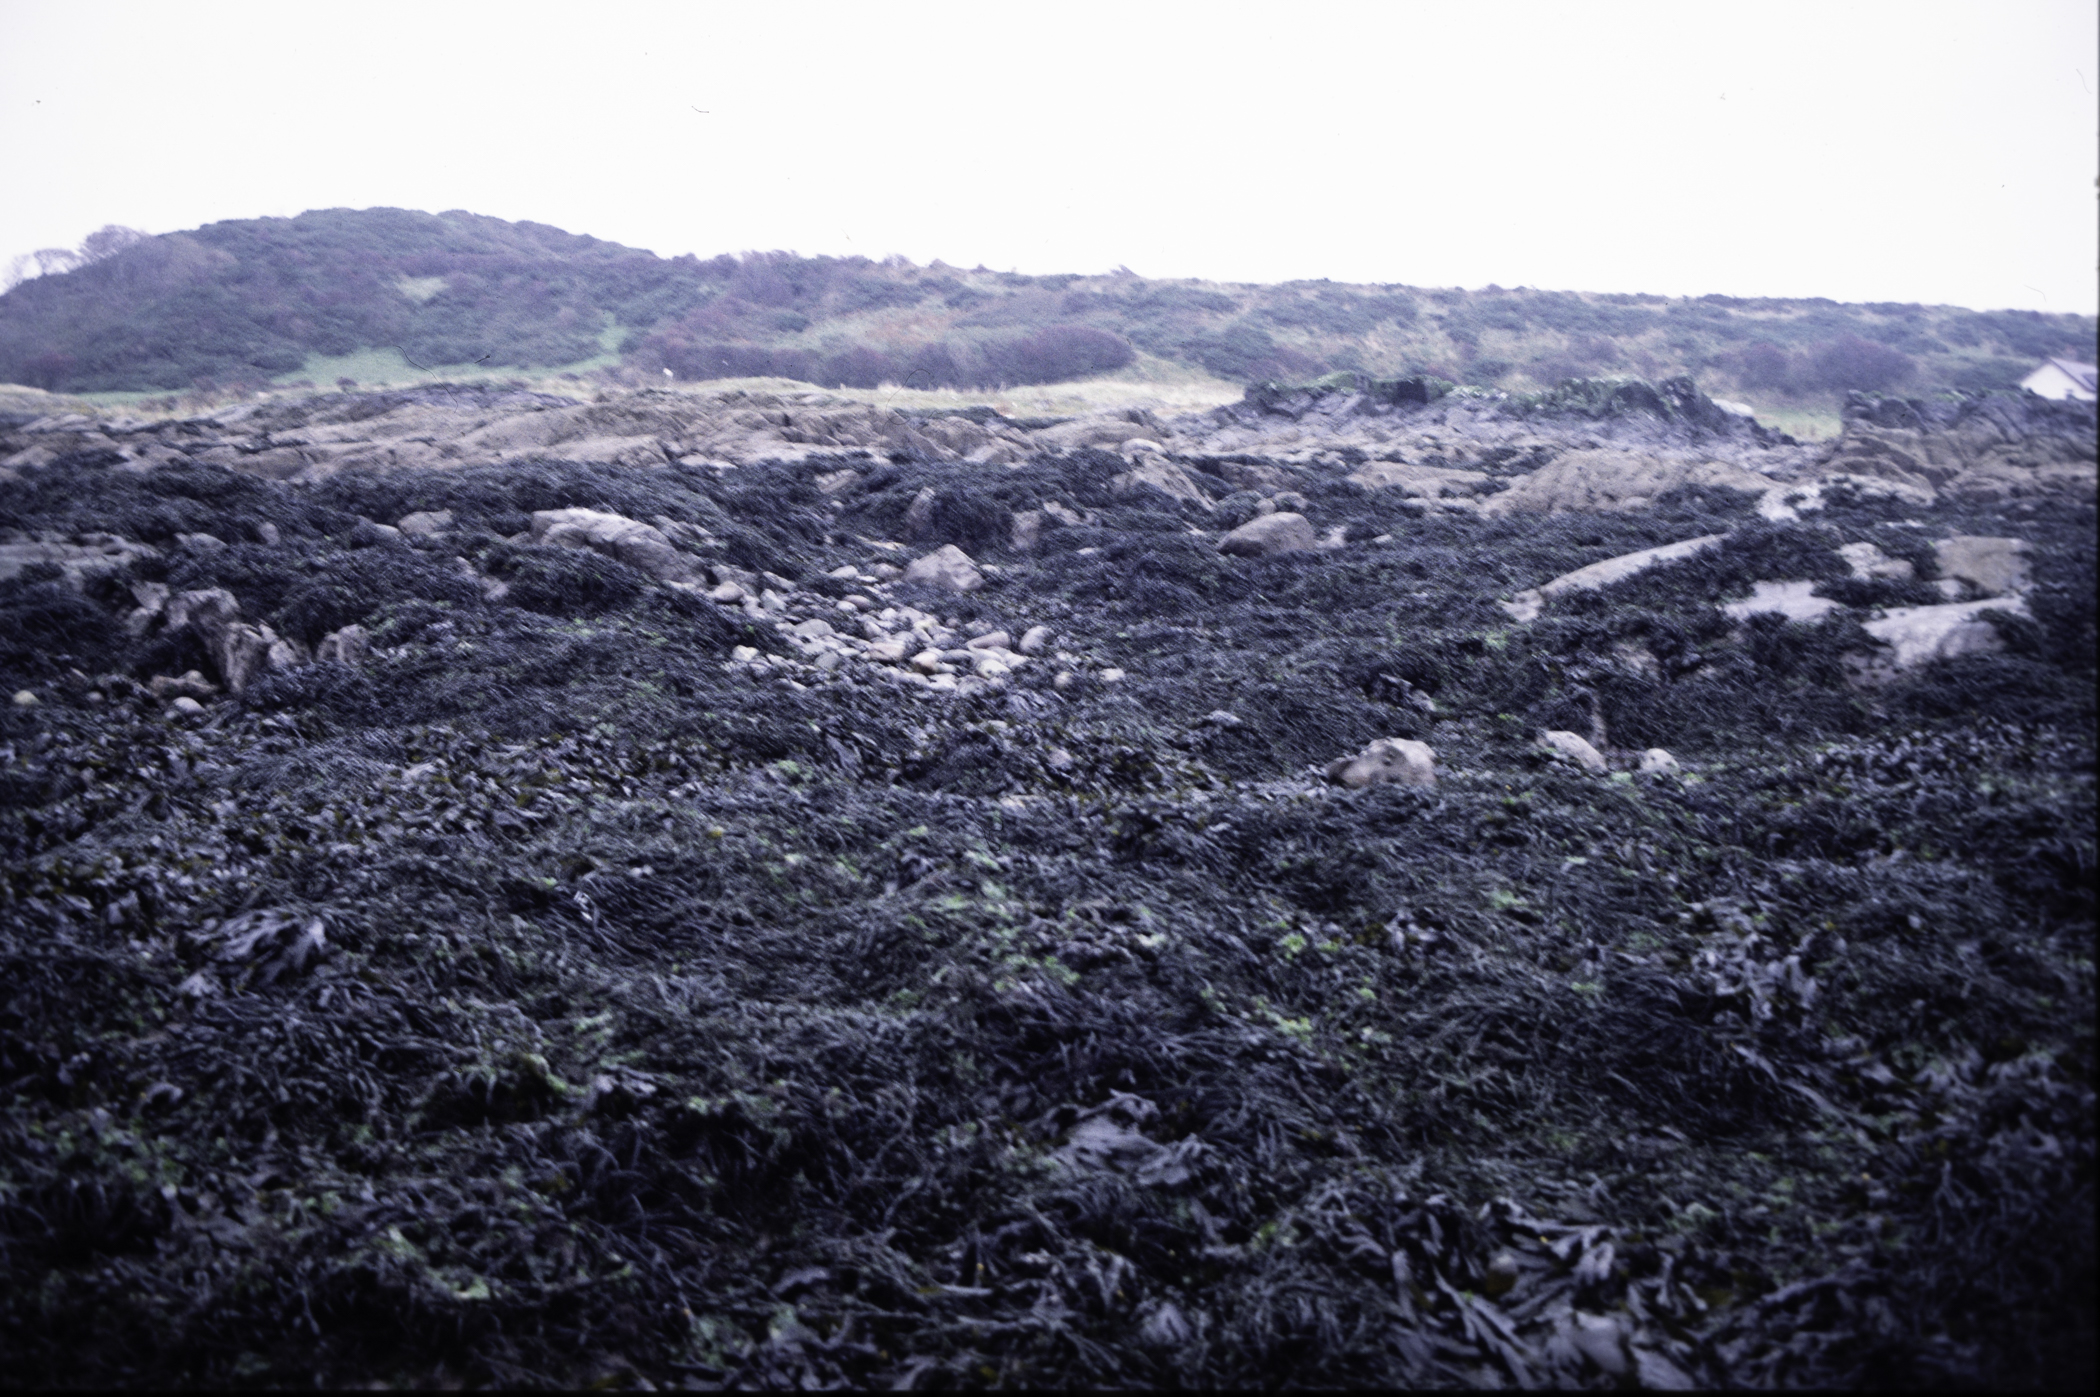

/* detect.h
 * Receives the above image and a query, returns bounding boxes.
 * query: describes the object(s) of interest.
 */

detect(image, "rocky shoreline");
[0,377,2092,1388]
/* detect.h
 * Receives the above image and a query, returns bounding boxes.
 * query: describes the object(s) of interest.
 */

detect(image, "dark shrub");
[274,549,484,645]
[241,661,380,722]
[982,325,1134,385]
[1804,335,1914,392]
[1736,342,1792,390]
[0,578,121,680]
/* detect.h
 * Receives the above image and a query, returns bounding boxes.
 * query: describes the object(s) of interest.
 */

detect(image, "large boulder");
[528,508,701,585]
[1219,512,1318,558]
[902,545,984,594]
[1848,598,2030,686]
[1325,738,1437,790]
[1933,536,2030,598]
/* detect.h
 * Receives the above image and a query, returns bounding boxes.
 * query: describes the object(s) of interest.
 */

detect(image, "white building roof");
[2021,358,2098,401]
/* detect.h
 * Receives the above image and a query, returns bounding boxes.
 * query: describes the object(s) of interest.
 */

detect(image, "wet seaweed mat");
[0,431,2093,1388]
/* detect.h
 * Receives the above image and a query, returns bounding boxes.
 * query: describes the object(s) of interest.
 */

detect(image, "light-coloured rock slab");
[1933,535,2030,598]
[1481,451,1773,515]
[1723,580,1839,624]
[1839,542,1913,580]
[1848,597,2030,685]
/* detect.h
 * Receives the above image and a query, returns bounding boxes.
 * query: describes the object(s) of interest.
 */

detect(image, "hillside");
[0,375,2094,1387]
[2,209,2092,419]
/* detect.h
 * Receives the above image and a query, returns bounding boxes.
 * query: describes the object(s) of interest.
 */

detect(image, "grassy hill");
[2,208,2091,421]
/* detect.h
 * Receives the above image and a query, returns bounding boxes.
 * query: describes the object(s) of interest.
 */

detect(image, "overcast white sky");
[1,0,2094,312]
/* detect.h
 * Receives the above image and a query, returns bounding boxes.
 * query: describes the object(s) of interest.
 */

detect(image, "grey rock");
[1325,738,1437,789]
[1849,597,2028,685]
[529,507,701,584]
[1638,748,1681,775]
[396,509,454,538]
[1539,730,1608,773]
[315,625,369,665]
[1018,625,1052,655]
[902,544,984,594]
[1219,511,1318,558]
[903,486,938,540]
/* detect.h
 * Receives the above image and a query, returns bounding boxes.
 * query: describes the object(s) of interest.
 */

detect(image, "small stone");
[827,564,860,579]
[790,618,835,638]
[255,521,281,546]
[1203,710,1241,727]
[1054,672,1077,691]
[1018,624,1052,655]
[1638,748,1681,775]
[912,649,944,675]
[867,562,902,581]
[170,696,205,715]
[709,581,747,604]
[967,630,1011,650]
[11,690,35,707]
[1098,667,1126,683]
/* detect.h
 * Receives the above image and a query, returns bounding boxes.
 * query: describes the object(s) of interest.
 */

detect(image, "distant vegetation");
[1,208,2090,407]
